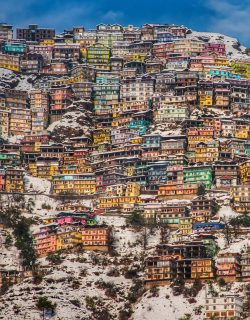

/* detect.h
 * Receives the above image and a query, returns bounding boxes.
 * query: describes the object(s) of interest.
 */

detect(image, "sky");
[0,0,250,46]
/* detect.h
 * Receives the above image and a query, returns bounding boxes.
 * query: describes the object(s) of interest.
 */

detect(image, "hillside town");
[1,22,250,319]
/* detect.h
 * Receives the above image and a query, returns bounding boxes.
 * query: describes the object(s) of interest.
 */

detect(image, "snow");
[133,286,206,320]
[0,68,14,76]
[7,135,24,144]
[187,31,247,59]
[15,76,34,92]
[47,110,90,132]
[24,175,52,194]
[217,205,238,221]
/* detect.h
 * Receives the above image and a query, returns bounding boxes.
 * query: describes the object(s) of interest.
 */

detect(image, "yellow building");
[52,173,96,195]
[214,56,230,67]
[9,108,31,135]
[99,196,140,209]
[125,182,140,197]
[123,53,147,62]
[93,128,111,145]
[39,39,54,45]
[130,136,143,144]
[173,39,204,56]
[239,161,250,183]
[235,124,250,139]
[232,60,250,78]
[56,231,82,250]
[199,92,213,107]
[191,258,214,279]
[194,141,219,163]
[179,217,193,235]
[0,109,10,136]
[87,43,110,70]
[5,168,24,193]
[30,90,49,133]
[231,185,250,213]
[0,53,20,72]
[28,160,60,180]
[106,184,125,196]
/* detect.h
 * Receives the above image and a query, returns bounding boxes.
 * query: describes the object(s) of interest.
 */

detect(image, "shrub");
[4,234,13,248]
[149,285,159,297]
[32,270,43,285]
[218,278,226,287]
[46,252,63,265]
[126,210,145,226]
[36,296,56,313]
[41,203,52,210]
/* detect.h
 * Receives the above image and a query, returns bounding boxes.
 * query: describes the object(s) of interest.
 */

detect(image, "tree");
[218,278,226,287]
[231,215,250,228]
[197,184,206,196]
[0,206,37,268]
[245,48,250,55]
[36,296,56,314]
[4,234,13,248]
[26,198,35,214]
[0,276,9,295]
[46,251,63,265]
[211,201,220,216]
[222,222,233,245]
[126,210,145,227]
[14,218,37,267]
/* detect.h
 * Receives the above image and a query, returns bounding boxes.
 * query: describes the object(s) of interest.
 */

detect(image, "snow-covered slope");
[47,103,93,143]
[187,31,247,59]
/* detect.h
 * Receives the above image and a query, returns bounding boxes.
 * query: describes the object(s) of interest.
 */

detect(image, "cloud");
[206,0,250,44]
[101,10,124,22]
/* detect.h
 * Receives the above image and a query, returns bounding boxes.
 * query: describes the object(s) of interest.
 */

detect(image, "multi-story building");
[121,75,155,102]
[87,43,111,70]
[49,86,73,123]
[145,256,177,285]
[183,165,213,189]
[0,23,13,41]
[232,60,250,78]
[0,53,20,72]
[30,90,49,133]
[205,294,243,320]
[191,258,214,279]
[5,168,24,193]
[158,183,199,200]
[173,39,204,56]
[81,226,111,252]
[239,161,250,183]
[217,253,241,282]
[214,161,238,190]
[143,201,189,225]
[9,108,31,136]
[53,43,80,61]
[231,185,250,213]
[52,173,96,195]
[203,43,226,55]
[187,127,215,151]
[191,196,217,222]
[193,141,219,163]
[16,24,55,42]
[241,253,250,279]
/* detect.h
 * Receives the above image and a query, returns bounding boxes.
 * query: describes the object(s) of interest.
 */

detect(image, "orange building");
[158,183,199,200]
[217,253,241,282]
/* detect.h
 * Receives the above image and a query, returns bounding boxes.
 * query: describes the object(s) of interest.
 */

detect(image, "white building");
[205,294,243,320]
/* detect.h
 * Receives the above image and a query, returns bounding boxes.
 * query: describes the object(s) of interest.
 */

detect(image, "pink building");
[203,43,226,56]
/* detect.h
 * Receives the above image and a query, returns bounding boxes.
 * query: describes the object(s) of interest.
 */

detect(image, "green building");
[183,165,213,189]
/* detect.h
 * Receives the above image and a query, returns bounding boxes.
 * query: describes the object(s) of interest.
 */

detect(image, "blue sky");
[1,0,250,46]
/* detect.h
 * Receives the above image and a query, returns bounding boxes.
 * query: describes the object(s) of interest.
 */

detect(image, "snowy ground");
[187,31,247,59]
